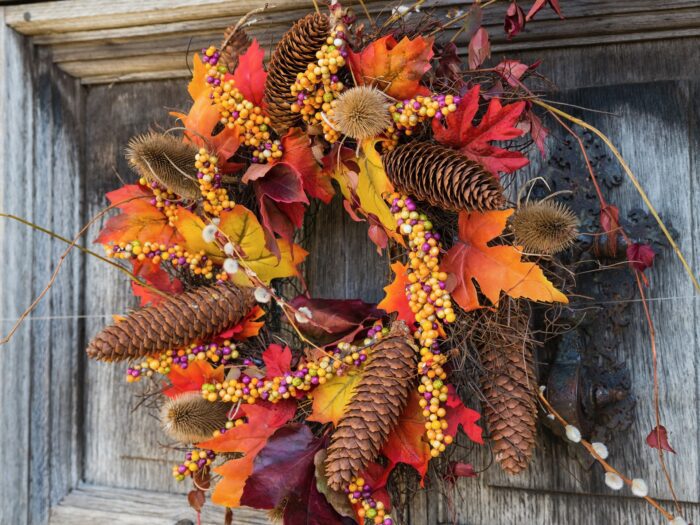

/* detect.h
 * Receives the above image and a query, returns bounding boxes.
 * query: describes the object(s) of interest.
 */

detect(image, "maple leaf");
[170,54,242,169]
[445,386,483,444]
[443,209,568,311]
[627,242,656,273]
[232,39,267,107]
[95,185,183,247]
[202,401,296,507]
[280,128,335,204]
[347,34,434,99]
[131,260,183,307]
[289,296,382,346]
[331,140,402,247]
[216,305,265,341]
[432,85,529,175]
[241,426,348,525]
[377,262,415,326]
[163,360,223,398]
[307,370,363,426]
[646,425,676,454]
[174,207,307,284]
[262,344,293,378]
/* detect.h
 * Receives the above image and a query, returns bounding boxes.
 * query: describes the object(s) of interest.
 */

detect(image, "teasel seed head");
[160,392,231,443]
[126,132,200,200]
[510,200,579,255]
[332,86,392,141]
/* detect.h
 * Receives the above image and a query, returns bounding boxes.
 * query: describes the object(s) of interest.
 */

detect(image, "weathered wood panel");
[0,10,84,525]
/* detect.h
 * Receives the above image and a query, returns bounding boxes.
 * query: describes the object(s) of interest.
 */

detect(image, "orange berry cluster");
[194,149,233,216]
[202,46,283,164]
[290,25,348,143]
[126,339,240,382]
[384,94,461,149]
[139,177,180,225]
[347,476,394,525]
[389,193,455,458]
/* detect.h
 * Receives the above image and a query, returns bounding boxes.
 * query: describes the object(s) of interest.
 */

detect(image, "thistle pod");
[161,392,231,443]
[332,86,392,141]
[510,200,579,255]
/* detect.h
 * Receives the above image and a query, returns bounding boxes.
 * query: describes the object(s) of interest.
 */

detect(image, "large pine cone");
[264,13,330,134]
[476,299,537,474]
[325,322,417,491]
[86,282,255,361]
[383,141,505,211]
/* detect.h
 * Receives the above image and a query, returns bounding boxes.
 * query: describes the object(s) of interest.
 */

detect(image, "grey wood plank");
[49,484,269,525]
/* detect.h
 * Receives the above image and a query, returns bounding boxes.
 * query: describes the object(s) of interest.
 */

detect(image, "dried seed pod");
[264,13,330,134]
[332,86,392,141]
[510,200,579,254]
[383,141,505,211]
[325,322,417,491]
[161,392,231,443]
[126,132,200,200]
[86,282,255,362]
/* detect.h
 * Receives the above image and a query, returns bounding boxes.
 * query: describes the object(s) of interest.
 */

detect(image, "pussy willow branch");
[0,197,169,346]
[538,390,676,522]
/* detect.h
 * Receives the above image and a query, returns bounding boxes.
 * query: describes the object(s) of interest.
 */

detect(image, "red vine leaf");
[646,425,676,454]
[526,0,563,21]
[432,85,528,175]
[627,242,656,273]
[468,27,490,70]
[504,1,526,39]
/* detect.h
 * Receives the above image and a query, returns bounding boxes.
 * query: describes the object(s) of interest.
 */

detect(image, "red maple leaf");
[445,386,483,444]
[232,39,267,107]
[432,85,528,175]
[94,185,183,247]
[262,344,293,378]
[163,360,224,398]
[377,262,415,327]
[131,260,183,307]
[279,128,335,204]
[348,35,434,99]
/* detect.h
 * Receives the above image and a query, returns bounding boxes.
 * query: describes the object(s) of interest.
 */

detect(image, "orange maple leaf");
[442,209,568,311]
[217,305,266,341]
[377,262,415,326]
[163,360,223,398]
[348,35,434,99]
[94,185,183,247]
[199,401,296,507]
[307,371,362,426]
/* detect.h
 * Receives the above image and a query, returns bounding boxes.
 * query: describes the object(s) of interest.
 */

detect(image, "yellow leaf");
[174,206,307,284]
[307,370,362,426]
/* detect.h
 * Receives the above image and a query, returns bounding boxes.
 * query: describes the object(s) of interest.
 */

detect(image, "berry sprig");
[172,448,216,482]
[201,46,283,164]
[384,94,460,149]
[290,24,348,143]
[194,148,234,216]
[347,476,394,525]
[139,177,180,225]
[126,339,240,382]
[389,193,455,458]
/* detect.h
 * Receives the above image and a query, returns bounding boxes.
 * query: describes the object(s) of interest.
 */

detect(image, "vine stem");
[537,390,676,522]
[533,99,700,294]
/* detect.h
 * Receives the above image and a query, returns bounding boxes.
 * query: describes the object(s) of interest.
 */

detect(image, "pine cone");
[220,24,252,72]
[383,142,505,211]
[475,299,537,474]
[264,13,330,134]
[86,282,255,362]
[325,322,417,491]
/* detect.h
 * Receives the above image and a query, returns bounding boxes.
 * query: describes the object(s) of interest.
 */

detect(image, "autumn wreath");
[66,2,690,524]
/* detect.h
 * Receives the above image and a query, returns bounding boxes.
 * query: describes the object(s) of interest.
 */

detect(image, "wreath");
[30,2,689,524]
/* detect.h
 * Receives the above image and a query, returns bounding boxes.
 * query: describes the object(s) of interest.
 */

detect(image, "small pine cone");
[264,13,330,134]
[476,299,537,474]
[87,282,255,362]
[161,392,231,443]
[220,24,252,72]
[383,142,505,211]
[325,322,417,491]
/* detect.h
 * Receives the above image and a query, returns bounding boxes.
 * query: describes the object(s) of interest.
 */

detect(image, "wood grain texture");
[49,484,269,525]
[0,10,84,525]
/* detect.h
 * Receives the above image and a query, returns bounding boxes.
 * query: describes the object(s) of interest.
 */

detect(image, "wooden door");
[2,2,700,524]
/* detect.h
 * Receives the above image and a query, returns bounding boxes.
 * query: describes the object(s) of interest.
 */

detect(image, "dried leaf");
[347,35,434,99]
[526,0,563,21]
[442,209,568,311]
[187,489,206,513]
[627,242,656,273]
[468,27,490,70]
[646,425,676,454]
[314,449,355,519]
[504,1,526,39]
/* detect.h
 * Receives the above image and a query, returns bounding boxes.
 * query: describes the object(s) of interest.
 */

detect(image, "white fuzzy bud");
[224,242,235,256]
[223,258,239,275]
[202,224,217,243]
[565,425,581,443]
[212,217,220,225]
[670,518,688,525]
[539,385,546,393]
[295,306,313,324]
[604,472,624,491]
[591,442,609,460]
[631,478,648,498]
[254,287,271,303]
